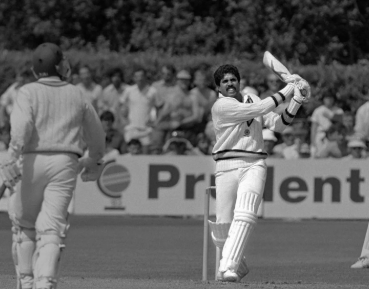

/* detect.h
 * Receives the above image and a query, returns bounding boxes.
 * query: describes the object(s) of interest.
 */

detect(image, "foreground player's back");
[10,77,104,159]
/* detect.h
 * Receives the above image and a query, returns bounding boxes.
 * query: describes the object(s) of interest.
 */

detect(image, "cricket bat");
[263,51,307,96]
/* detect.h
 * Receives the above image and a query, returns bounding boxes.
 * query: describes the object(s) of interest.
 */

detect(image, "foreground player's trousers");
[8,152,79,289]
[9,152,79,232]
[215,159,266,273]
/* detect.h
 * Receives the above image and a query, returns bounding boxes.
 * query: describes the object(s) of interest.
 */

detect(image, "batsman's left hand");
[295,78,311,103]
[0,159,22,188]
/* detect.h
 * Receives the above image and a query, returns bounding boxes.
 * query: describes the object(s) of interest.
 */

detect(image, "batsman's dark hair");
[213,64,240,86]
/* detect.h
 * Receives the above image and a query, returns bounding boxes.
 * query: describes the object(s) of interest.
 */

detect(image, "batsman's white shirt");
[212,93,293,172]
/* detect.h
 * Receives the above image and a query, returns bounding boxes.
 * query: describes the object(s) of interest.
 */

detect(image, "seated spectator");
[342,111,356,141]
[120,67,160,154]
[149,144,163,155]
[262,129,279,158]
[193,133,211,155]
[76,66,102,111]
[343,139,367,160]
[162,131,197,155]
[100,111,127,154]
[299,143,311,158]
[126,139,143,155]
[315,123,348,158]
[310,94,344,157]
[273,127,300,159]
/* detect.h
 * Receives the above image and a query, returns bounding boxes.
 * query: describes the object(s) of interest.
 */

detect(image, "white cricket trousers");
[215,159,267,273]
[215,159,267,223]
[8,152,79,233]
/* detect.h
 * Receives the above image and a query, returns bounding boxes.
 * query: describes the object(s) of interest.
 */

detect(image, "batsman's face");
[218,73,240,98]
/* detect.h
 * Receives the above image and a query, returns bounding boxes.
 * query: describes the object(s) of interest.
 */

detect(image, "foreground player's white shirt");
[9,77,105,161]
[212,93,294,172]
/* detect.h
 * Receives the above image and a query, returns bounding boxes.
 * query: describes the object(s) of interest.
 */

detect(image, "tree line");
[1,0,368,64]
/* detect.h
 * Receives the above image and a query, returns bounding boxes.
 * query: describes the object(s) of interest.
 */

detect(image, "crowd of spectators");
[1,64,369,160]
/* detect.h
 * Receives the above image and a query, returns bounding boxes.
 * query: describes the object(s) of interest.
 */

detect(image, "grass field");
[1,214,369,289]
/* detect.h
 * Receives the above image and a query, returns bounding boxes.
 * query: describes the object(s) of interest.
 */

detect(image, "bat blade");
[263,51,308,97]
[263,51,291,82]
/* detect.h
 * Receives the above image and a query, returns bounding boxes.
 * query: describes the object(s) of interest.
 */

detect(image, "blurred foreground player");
[208,64,310,282]
[6,43,105,289]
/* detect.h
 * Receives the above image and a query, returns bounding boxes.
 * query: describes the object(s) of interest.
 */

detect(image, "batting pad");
[219,191,260,272]
[208,221,231,248]
[14,227,36,289]
[33,234,66,289]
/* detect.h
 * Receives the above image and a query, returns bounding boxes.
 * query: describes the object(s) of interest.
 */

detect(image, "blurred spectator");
[354,98,369,146]
[259,73,289,114]
[69,69,80,85]
[262,129,279,158]
[241,72,259,96]
[204,120,216,152]
[315,123,348,158]
[76,66,102,111]
[342,111,356,141]
[259,73,281,100]
[343,139,367,160]
[310,94,344,156]
[172,70,201,144]
[0,69,32,123]
[162,131,197,155]
[273,127,300,159]
[0,122,11,151]
[100,111,127,154]
[103,134,120,162]
[100,67,127,129]
[193,133,211,155]
[127,139,143,155]
[299,143,311,158]
[151,64,179,149]
[190,69,217,129]
[120,67,160,154]
[149,144,163,155]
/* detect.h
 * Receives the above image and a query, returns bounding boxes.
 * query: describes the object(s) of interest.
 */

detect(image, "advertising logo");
[97,161,131,210]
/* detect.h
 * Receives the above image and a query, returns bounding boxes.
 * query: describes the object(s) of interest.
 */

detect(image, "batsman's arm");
[214,84,294,127]
[264,85,308,133]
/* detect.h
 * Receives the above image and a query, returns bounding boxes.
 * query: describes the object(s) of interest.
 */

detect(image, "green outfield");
[1,214,369,289]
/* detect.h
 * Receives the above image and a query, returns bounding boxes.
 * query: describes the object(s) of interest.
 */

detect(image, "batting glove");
[0,159,22,188]
[78,157,104,182]
[284,74,302,83]
[294,78,311,103]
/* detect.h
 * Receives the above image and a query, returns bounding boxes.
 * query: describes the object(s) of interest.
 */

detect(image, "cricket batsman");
[4,43,105,289]
[209,64,310,282]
